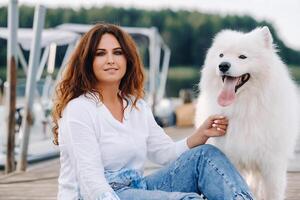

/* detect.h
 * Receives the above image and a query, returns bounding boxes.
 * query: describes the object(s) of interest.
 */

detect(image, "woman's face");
[92,33,127,87]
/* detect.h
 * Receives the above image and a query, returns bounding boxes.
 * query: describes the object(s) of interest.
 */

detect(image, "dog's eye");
[239,55,247,59]
[219,53,224,58]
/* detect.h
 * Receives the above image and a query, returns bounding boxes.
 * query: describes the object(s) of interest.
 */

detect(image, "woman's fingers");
[205,115,227,127]
[213,119,228,125]
[201,115,229,138]
[212,124,227,130]
[206,128,226,136]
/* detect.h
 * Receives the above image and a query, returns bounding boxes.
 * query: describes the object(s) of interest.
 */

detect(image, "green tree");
[0,5,300,69]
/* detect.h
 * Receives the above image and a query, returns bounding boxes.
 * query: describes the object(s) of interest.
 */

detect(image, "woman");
[52,23,254,200]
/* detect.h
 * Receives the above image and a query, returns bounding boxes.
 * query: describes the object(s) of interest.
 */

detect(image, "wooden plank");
[0,158,299,199]
[0,159,59,200]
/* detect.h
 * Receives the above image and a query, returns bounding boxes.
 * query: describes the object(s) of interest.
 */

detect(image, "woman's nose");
[107,53,115,65]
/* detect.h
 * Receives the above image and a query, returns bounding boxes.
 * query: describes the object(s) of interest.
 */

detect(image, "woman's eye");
[96,51,105,56]
[114,50,123,55]
[239,55,247,59]
[219,53,224,58]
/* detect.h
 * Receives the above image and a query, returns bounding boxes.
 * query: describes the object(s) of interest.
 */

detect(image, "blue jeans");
[110,144,254,200]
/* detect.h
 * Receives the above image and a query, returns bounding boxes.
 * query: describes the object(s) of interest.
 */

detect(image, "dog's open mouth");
[218,73,250,107]
[222,73,250,92]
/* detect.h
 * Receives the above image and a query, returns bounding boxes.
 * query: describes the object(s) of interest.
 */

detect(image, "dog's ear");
[261,26,273,49]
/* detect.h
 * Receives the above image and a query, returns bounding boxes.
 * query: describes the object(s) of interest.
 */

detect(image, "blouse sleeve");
[64,100,120,200]
[145,103,190,165]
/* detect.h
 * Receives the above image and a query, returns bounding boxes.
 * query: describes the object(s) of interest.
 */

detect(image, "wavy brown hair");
[52,23,145,145]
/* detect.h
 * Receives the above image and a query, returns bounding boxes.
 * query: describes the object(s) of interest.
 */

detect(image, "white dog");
[195,26,299,200]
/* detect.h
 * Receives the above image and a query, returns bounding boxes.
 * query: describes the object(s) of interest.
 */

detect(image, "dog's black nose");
[219,62,231,73]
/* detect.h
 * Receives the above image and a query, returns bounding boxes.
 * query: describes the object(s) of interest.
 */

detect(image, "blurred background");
[0,0,299,98]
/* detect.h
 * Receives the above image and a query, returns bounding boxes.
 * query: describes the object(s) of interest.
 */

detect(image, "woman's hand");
[187,115,229,148]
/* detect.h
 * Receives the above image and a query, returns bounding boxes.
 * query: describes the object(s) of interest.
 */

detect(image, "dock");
[0,127,299,199]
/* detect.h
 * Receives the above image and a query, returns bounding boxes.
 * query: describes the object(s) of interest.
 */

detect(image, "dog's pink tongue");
[218,77,239,107]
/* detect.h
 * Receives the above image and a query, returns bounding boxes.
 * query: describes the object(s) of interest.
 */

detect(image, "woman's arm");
[145,103,190,165]
[145,101,228,165]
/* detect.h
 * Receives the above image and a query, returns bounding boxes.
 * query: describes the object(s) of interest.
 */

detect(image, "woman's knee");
[192,144,225,158]
[175,144,228,172]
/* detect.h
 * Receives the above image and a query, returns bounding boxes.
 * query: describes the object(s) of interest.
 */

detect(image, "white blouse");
[57,94,189,200]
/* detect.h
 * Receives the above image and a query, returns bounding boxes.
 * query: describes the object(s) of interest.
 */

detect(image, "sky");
[1,0,300,50]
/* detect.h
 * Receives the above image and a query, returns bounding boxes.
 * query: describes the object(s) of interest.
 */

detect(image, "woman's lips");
[104,68,118,71]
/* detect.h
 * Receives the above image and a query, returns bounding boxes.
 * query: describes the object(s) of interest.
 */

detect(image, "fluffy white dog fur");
[195,26,299,200]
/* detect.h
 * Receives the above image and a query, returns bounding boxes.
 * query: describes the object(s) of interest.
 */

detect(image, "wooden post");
[17,4,46,172]
[5,58,17,173]
[5,0,18,174]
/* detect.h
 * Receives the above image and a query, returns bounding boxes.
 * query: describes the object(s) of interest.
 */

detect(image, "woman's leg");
[116,188,204,200]
[143,144,254,200]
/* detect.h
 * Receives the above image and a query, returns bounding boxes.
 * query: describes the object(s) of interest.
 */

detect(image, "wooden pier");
[0,127,299,199]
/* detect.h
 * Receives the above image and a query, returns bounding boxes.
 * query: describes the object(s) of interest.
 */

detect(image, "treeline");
[0,5,300,68]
